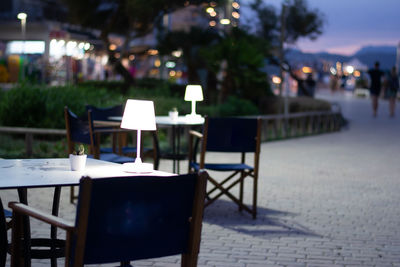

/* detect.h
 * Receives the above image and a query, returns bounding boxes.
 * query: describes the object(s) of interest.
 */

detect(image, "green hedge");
[1,83,333,130]
[259,96,332,114]
[0,85,124,129]
[78,78,186,97]
[0,84,260,129]
[0,82,334,130]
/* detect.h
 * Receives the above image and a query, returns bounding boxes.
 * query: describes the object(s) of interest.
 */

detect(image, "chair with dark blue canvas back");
[86,104,158,167]
[64,107,135,203]
[188,116,262,219]
[85,104,123,154]
[9,171,208,267]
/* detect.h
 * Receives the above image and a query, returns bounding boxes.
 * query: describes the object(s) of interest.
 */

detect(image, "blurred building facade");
[137,0,241,82]
[0,0,109,85]
[0,0,240,85]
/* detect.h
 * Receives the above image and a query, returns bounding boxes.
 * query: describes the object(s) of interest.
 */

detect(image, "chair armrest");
[93,120,120,128]
[93,128,131,134]
[189,130,203,139]
[188,130,203,172]
[8,202,75,231]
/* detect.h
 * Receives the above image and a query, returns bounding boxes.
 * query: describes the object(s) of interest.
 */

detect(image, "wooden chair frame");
[188,117,262,219]
[9,171,208,267]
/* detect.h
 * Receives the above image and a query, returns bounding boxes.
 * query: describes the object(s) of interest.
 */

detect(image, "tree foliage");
[201,28,273,104]
[249,0,324,45]
[249,0,324,98]
[157,27,221,84]
[284,0,324,43]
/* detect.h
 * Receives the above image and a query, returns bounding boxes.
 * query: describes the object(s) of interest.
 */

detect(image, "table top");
[107,115,205,126]
[155,116,204,126]
[0,158,173,189]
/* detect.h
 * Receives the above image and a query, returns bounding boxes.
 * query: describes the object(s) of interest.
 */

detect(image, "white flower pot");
[69,154,87,171]
[169,111,179,121]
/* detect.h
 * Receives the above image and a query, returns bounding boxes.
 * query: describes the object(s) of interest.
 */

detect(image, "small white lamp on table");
[184,84,203,121]
[120,99,156,173]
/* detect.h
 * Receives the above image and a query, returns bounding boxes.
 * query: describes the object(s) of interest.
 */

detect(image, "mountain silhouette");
[286,45,398,71]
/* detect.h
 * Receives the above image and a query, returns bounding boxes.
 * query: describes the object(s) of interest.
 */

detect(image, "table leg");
[177,126,181,174]
[50,186,61,267]
[14,187,62,267]
[172,125,176,174]
[17,188,31,267]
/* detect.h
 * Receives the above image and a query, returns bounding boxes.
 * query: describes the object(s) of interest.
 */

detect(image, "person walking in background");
[329,73,339,94]
[304,73,316,97]
[387,66,399,117]
[367,61,384,117]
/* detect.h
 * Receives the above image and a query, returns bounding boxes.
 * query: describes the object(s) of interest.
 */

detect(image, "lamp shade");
[184,85,204,101]
[120,99,156,131]
[17,13,27,20]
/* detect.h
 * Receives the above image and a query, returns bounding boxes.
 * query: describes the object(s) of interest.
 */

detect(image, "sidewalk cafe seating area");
[1,100,263,266]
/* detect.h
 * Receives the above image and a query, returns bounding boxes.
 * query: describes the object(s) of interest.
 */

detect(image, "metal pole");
[279,4,286,98]
[280,4,288,134]
[17,13,27,81]
[396,41,400,76]
[21,18,26,81]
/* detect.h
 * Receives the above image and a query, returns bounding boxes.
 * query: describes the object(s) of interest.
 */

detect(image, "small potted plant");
[169,107,179,121]
[69,144,87,171]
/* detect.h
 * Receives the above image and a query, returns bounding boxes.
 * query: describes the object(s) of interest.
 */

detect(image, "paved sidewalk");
[2,90,400,266]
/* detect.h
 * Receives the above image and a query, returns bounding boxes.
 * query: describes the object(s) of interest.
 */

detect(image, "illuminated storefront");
[0,23,107,85]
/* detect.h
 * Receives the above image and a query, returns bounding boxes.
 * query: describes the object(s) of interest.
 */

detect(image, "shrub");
[259,96,331,114]
[0,85,123,129]
[78,80,125,91]
[200,96,259,117]
[0,82,331,131]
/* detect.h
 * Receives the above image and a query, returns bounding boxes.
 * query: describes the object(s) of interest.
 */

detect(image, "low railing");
[0,126,66,157]
[247,110,343,141]
[0,110,343,157]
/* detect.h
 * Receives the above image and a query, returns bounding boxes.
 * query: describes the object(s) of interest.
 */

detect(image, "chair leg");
[252,174,258,219]
[0,199,7,267]
[10,210,24,267]
[206,172,256,218]
[181,253,197,267]
[17,189,32,267]
[50,187,61,267]
[70,186,77,204]
[239,171,244,212]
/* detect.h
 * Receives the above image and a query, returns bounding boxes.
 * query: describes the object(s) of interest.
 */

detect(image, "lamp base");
[122,162,153,173]
[185,113,203,122]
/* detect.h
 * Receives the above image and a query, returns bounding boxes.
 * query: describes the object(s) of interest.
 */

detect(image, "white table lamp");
[120,99,156,173]
[184,85,203,120]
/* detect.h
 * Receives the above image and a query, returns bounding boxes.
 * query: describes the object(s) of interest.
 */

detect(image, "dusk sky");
[243,0,400,55]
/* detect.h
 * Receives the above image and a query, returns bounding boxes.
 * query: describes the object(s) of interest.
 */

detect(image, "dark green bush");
[135,78,167,89]
[168,83,186,98]
[1,81,331,131]
[0,86,47,127]
[200,96,259,117]
[78,80,126,91]
[0,84,189,129]
[259,96,331,114]
[0,133,67,158]
[0,85,123,129]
